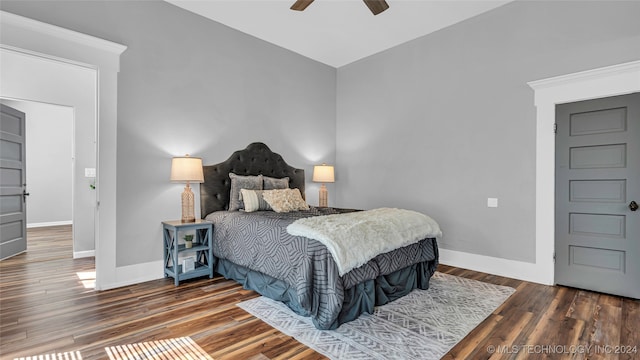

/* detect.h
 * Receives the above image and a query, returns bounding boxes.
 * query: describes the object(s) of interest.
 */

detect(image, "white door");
[555,93,639,299]
[0,104,28,260]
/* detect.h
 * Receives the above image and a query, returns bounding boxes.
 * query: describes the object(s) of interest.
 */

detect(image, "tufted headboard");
[200,142,306,218]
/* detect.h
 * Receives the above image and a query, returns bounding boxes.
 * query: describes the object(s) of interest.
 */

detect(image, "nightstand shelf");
[162,219,214,286]
[175,243,210,252]
[164,262,211,282]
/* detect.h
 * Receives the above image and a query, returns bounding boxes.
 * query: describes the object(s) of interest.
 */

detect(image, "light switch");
[487,198,498,208]
[85,168,96,178]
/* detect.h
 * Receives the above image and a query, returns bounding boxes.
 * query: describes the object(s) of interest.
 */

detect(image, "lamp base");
[181,182,196,223]
[318,184,328,208]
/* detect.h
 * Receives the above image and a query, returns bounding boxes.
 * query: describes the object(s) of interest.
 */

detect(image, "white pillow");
[239,189,272,212]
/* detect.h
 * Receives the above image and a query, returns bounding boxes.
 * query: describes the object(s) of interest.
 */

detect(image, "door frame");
[528,60,640,285]
[1,11,126,289]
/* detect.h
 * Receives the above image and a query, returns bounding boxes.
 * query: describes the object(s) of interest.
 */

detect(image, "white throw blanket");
[286,208,442,276]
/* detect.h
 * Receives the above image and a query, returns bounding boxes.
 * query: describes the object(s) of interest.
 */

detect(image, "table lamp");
[170,154,204,222]
[313,164,335,207]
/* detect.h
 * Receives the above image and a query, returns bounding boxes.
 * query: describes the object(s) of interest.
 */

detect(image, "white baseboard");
[27,220,72,228]
[73,250,95,259]
[439,248,554,285]
[97,260,165,290]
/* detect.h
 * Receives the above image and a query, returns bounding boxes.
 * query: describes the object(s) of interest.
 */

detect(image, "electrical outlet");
[487,198,498,208]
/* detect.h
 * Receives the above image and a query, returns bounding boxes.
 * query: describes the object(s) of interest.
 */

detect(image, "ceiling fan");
[290,0,390,15]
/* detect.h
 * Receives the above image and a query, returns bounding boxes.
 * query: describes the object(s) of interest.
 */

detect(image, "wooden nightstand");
[162,219,214,286]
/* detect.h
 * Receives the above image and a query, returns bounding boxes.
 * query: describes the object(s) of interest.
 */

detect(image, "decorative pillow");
[239,189,272,212]
[263,176,289,190]
[228,173,263,211]
[261,188,309,213]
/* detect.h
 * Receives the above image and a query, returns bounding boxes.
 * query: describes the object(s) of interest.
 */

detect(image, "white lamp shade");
[170,155,204,183]
[313,164,335,183]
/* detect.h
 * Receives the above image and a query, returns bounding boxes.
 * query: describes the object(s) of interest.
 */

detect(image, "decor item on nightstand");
[183,234,194,248]
[182,256,196,273]
[171,154,205,223]
[313,163,335,207]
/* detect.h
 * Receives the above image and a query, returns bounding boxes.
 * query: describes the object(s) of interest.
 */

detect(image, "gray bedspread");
[205,207,438,329]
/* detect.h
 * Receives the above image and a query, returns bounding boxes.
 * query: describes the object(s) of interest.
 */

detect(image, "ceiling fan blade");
[363,0,389,15]
[290,0,315,11]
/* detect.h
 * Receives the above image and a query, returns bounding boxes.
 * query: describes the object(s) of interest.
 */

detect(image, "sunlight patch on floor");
[76,271,96,289]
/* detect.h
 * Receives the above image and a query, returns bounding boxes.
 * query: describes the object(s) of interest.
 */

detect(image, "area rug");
[14,352,83,360]
[105,337,212,360]
[237,272,515,360]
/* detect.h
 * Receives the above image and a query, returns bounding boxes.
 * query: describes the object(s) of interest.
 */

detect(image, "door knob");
[630,201,639,211]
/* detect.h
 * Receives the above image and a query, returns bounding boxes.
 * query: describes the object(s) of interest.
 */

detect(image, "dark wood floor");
[0,226,637,360]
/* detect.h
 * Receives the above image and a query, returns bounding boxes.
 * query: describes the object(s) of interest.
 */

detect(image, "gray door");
[0,104,28,260]
[555,93,639,299]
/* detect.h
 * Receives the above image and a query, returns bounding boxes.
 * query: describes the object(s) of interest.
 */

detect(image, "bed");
[200,142,439,330]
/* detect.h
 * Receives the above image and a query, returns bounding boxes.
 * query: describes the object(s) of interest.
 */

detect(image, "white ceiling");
[166,0,513,68]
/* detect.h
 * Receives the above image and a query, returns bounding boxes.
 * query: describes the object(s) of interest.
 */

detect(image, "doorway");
[555,93,639,299]
[0,100,75,229]
[528,60,640,288]
[1,11,126,289]
[1,48,97,260]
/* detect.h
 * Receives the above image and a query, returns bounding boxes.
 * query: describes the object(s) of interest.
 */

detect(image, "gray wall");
[0,100,73,226]
[336,0,640,263]
[4,0,639,271]
[0,0,337,267]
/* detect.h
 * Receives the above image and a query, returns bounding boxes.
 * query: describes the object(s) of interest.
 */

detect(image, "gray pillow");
[263,176,289,190]
[228,173,262,211]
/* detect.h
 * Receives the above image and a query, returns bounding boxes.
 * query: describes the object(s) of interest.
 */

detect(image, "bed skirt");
[217,254,439,330]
